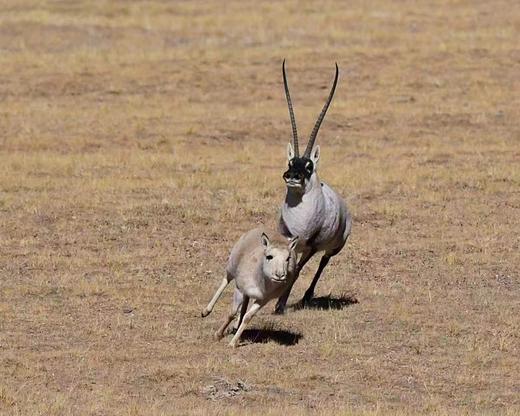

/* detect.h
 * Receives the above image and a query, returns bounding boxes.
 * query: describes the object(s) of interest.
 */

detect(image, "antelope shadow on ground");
[240,328,303,346]
[291,294,359,311]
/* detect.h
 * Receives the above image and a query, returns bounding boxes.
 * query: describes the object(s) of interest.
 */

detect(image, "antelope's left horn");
[304,63,339,158]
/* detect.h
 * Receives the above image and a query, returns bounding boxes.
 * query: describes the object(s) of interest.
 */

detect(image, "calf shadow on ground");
[291,294,359,311]
[240,328,303,346]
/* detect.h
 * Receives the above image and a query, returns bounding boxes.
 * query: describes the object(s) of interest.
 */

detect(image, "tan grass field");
[0,1,519,415]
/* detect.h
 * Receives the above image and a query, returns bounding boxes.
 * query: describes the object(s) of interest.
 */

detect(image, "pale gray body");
[276,163,351,312]
[201,228,298,347]
[281,176,351,254]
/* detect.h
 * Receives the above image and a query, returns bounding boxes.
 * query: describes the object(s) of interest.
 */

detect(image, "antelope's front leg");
[274,248,315,314]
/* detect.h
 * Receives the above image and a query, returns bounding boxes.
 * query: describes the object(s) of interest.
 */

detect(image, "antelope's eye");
[266,255,273,260]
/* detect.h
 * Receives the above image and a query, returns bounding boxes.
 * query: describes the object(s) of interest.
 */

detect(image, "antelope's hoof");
[226,327,237,335]
[302,293,314,305]
[229,341,239,348]
[214,331,224,341]
[201,309,210,318]
[273,304,286,315]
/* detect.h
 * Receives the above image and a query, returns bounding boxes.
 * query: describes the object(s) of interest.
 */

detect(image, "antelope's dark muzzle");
[283,170,303,181]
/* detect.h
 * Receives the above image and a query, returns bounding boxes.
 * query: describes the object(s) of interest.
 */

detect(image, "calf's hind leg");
[201,273,232,317]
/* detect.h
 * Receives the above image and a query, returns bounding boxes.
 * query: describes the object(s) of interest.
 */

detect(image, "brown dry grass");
[0,1,519,415]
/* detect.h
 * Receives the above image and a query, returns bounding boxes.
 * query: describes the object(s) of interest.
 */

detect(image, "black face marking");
[283,157,314,183]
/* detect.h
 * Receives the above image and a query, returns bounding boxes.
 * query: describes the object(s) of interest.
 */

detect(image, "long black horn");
[304,63,339,158]
[282,59,299,157]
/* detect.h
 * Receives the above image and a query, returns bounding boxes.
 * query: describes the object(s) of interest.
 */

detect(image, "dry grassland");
[0,1,519,415]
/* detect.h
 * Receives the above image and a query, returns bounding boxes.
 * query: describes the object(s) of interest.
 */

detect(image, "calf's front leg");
[229,301,264,348]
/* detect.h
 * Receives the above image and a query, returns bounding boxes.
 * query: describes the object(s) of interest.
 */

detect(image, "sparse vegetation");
[0,0,519,415]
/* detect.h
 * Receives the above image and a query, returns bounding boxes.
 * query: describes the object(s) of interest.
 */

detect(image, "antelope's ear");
[288,236,299,251]
[310,145,320,165]
[287,143,295,161]
[261,233,270,249]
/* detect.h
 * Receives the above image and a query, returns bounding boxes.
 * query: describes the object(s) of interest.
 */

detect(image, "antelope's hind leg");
[302,241,348,305]
[302,254,331,304]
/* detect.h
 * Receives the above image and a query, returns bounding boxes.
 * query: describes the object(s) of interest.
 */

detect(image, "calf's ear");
[261,233,270,249]
[288,236,299,251]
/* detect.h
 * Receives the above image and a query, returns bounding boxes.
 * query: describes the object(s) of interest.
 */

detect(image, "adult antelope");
[275,60,352,314]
